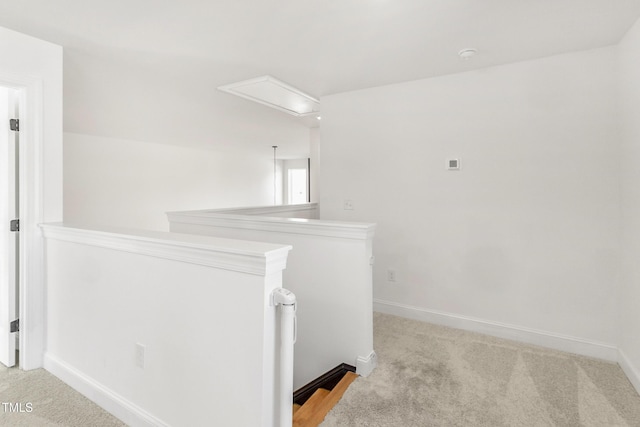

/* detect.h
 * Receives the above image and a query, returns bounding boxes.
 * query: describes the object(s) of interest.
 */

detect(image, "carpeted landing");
[2,314,640,426]
[322,313,640,427]
[0,363,124,426]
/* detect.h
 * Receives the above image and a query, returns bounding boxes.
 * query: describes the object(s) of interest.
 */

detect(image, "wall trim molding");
[41,223,291,276]
[44,353,170,427]
[167,209,376,241]
[618,349,640,396]
[203,203,320,218]
[373,299,619,362]
[355,351,377,377]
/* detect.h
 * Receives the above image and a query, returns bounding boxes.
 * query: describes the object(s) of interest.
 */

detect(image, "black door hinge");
[10,219,19,232]
[10,319,19,333]
[9,119,19,132]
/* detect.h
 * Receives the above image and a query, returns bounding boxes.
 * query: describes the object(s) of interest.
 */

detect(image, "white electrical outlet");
[387,269,397,282]
[135,343,145,369]
[343,199,354,210]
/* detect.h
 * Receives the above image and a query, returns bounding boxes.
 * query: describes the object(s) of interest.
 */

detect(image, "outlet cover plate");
[135,343,145,369]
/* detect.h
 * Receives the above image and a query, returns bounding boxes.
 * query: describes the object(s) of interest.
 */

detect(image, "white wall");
[320,46,621,358]
[274,159,284,206]
[618,16,640,392]
[62,47,312,230]
[0,26,63,223]
[310,128,320,203]
[64,133,283,231]
[64,48,311,158]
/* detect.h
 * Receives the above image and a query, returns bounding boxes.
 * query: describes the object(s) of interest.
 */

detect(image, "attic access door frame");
[0,73,46,370]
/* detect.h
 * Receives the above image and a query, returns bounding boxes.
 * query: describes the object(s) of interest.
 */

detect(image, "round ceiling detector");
[458,48,478,60]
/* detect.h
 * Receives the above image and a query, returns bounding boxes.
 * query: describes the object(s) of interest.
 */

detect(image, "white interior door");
[0,86,17,367]
[288,169,307,205]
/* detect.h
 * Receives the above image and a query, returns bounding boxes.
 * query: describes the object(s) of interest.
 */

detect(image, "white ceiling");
[1,0,639,152]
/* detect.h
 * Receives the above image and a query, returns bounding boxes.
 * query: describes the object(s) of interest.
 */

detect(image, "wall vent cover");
[218,75,320,117]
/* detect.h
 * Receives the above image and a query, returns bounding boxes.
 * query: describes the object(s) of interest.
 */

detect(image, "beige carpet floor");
[0,361,124,426]
[322,313,640,427]
[3,314,640,426]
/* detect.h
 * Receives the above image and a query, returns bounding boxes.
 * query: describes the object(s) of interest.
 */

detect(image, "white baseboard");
[373,299,619,362]
[618,349,640,395]
[356,351,377,377]
[44,353,169,427]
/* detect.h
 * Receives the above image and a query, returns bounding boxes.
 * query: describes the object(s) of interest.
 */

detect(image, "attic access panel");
[218,75,320,117]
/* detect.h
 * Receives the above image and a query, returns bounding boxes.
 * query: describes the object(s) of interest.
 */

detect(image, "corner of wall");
[618,349,640,396]
[617,10,640,398]
[355,351,377,377]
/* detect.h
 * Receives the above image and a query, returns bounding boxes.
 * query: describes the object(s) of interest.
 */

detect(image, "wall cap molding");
[41,223,291,276]
[373,299,619,362]
[167,207,376,240]
[200,203,319,217]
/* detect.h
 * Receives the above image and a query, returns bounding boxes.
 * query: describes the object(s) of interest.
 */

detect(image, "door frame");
[0,72,46,370]
[0,86,18,367]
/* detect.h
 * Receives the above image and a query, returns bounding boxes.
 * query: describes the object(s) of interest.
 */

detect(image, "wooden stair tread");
[293,388,330,427]
[293,403,302,415]
[308,372,358,425]
[293,371,359,427]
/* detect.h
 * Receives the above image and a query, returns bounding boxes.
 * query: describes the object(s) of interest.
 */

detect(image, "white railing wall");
[41,223,292,427]
[207,203,320,219]
[167,204,378,389]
